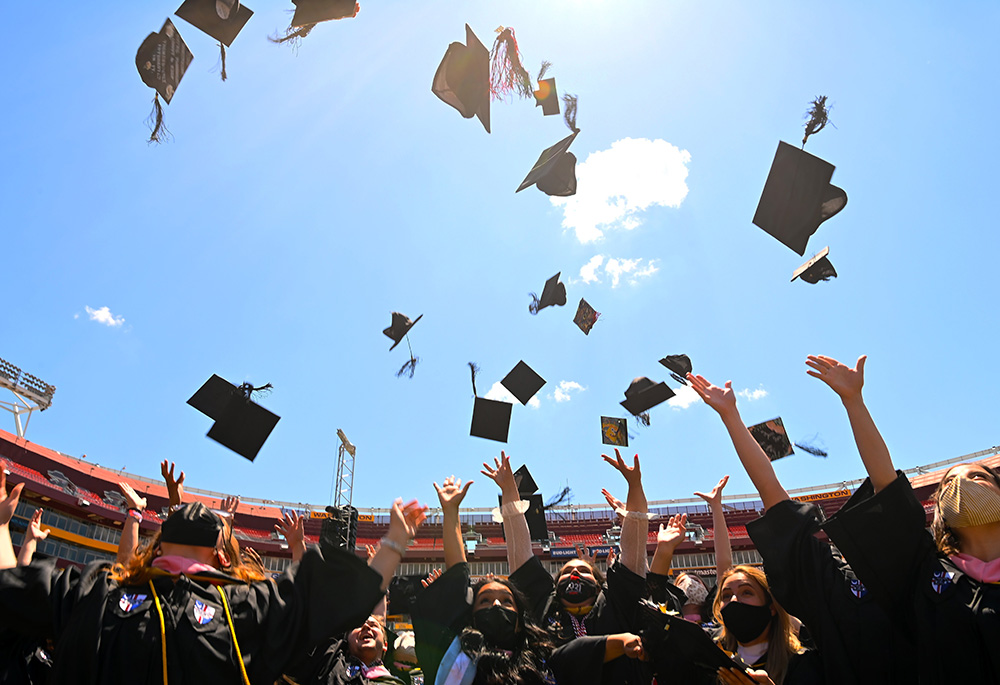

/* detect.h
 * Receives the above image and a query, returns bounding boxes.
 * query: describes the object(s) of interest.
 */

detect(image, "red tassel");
[490,27,532,101]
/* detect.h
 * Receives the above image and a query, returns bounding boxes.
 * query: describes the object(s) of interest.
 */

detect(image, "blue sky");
[3,0,998,512]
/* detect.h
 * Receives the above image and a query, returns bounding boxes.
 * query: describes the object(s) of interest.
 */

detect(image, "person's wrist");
[379,536,408,557]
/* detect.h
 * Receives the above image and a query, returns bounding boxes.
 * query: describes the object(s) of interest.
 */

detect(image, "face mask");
[939,476,1000,528]
[676,575,708,606]
[720,601,772,644]
[557,572,599,604]
[471,605,519,650]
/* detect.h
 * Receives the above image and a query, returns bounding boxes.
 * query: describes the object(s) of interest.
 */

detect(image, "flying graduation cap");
[383,312,422,378]
[620,377,674,424]
[432,24,491,133]
[136,19,193,143]
[601,416,628,447]
[573,298,600,335]
[187,374,280,461]
[792,246,838,284]
[501,361,546,405]
[529,273,567,314]
[174,0,253,81]
[659,354,693,386]
[747,417,795,462]
[517,94,581,196]
[533,61,560,116]
[468,362,512,442]
[272,0,359,44]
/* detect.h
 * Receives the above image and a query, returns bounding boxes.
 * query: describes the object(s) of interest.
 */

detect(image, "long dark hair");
[931,462,1000,556]
[460,578,554,685]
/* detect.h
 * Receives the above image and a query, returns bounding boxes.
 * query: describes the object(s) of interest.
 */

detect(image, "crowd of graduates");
[1,354,999,684]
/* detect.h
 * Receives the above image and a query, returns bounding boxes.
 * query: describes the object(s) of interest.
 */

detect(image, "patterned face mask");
[939,475,1000,528]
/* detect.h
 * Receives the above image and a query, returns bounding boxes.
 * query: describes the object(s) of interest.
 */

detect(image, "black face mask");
[471,606,519,650]
[720,601,773,644]
[556,572,599,604]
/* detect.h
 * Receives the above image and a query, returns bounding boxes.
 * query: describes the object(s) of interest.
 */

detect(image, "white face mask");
[676,575,708,606]
[939,476,1000,528]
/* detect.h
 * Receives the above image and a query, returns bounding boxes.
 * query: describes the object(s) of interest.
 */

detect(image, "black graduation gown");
[282,634,405,685]
[508,556,652,685]
[0,547,384,685]
[745,498,917,684]
[823,473,1000,684]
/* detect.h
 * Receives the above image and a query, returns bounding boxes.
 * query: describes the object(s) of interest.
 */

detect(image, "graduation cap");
[512,464,538,496]
[161,502,224,547]
[573,298,600,335]
[136,19,193,143]
[792,246,837,284]
[499,465,548,540]
[384,312,422,378]
[187,374,280,461]
[517,94,581,196]
[432,24,490,134]
[752,141,848,256]
[659,355,692,386]
[292,0,359,27]
[175,0,253,80]
[620,377,675,418]
[601,416,628,447]
[747,417,794,462]
[638,599,750,679]
[468,362,512,442]
[501,361,545,405]
[534,77,560,116]
[529,273,567,314]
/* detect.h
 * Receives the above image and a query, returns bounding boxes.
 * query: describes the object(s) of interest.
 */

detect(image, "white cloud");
[667,385,701,410]
[738,386,768,401]
[485,381,541,409]
[576,255,659,288]
[84,306,125,328]
[552,380,585,403]
[551,137,691,243]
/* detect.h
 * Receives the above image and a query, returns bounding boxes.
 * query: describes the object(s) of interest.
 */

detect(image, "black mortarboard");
[498,492,548,541]
[638,599,750,679]
[529,273,567,314]
[659,355,692,386]
[753,141,848,256]
[291,0,359,27]
[187,374,280,461]
[383,312,422,351]
[432,24,490,134]
[470,397,512,443]
[748,417,795,462]
[136,19,193,105]
[573,298,600,335]
[534,77,560,116]
[501,361,545,405]
[620,377,675,416]
[175,0,253,45]
[516,131,579,196]
[601,416,628,447]
[791,246,838,284]
[161,502,224,547]
[513,464,538,496]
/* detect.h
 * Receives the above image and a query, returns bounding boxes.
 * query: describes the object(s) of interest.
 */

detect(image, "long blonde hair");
[712,565,801,685]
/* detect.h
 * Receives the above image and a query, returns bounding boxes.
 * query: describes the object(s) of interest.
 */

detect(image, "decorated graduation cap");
[136,19,193,143]
[792,246,838,284]
[174,0,253,81]
[517,94,581,196]
[529,273,567,314]
[187,374,280,461]
[272,0,359,45]
[659,354,692,386]
[620,377,674,425]
[161,502,225,547]
[573,298,600,335]
[601,416,628,447]
[501,361,545,405]
[753,97,846,256]
[383,312,422,378]
[432,24,491,134]
[533,62,559,116]
[747,416,794,462]
[469,363,512,443]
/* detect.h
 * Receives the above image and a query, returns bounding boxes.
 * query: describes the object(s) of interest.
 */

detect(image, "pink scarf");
[950,553,1000,583]
[152,555,217,576]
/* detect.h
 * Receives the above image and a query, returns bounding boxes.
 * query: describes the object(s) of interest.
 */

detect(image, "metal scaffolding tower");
[333,429,356,508]
[0,357,56,438]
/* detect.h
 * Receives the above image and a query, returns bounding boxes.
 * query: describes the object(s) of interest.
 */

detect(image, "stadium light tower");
[333,429,356,508]
[0,356,56,438]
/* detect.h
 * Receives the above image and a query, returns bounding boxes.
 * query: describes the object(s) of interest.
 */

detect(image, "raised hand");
[365,544,378,562]
[222,495,240,516]
[274,511,305,549]
[575,542,599,567]
[388,499,427,544]
[0,466,24,526]
[601,449,642,489]
[694,475,729,509]
[806,355,866,401]
[688,374,737,416]
[241,546,264,568]
[420,568,443,588]
[24,509,49,543]
[602,488,625,514]
[433,476,473,513]
[160,460,185,509]
[658,513,688,550]
[481,451,518,500]
[118,482,147,511]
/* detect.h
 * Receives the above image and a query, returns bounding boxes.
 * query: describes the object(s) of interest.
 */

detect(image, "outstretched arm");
[694,475,732,578]
[368,499,426,591]
[806,355,896,493]
[602,449,649,575]
[0,467,24,570]
[116,482,146,565]
[649,513,688,575]
[433,476,472,569]
[482,452,533,573]
[275,511,307,564]
[160,460,185,510]
[689,374,789,511]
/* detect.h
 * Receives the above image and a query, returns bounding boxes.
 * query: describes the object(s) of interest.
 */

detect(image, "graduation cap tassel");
[636,412,651,427]
[396,338,419,379]
[802,96,831,147]
[269,24,315,47]
[468,362,480,397]
[489,27,533,100]
[219,42,228,82]
[562,93,579,133]
[537,60,551,81]
[544,486,572,509]
[528,292,541,315]
[146,93,168,144]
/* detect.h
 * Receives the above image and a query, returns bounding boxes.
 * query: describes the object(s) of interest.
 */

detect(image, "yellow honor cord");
[148,580,168,685]
[216,585,251,685]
